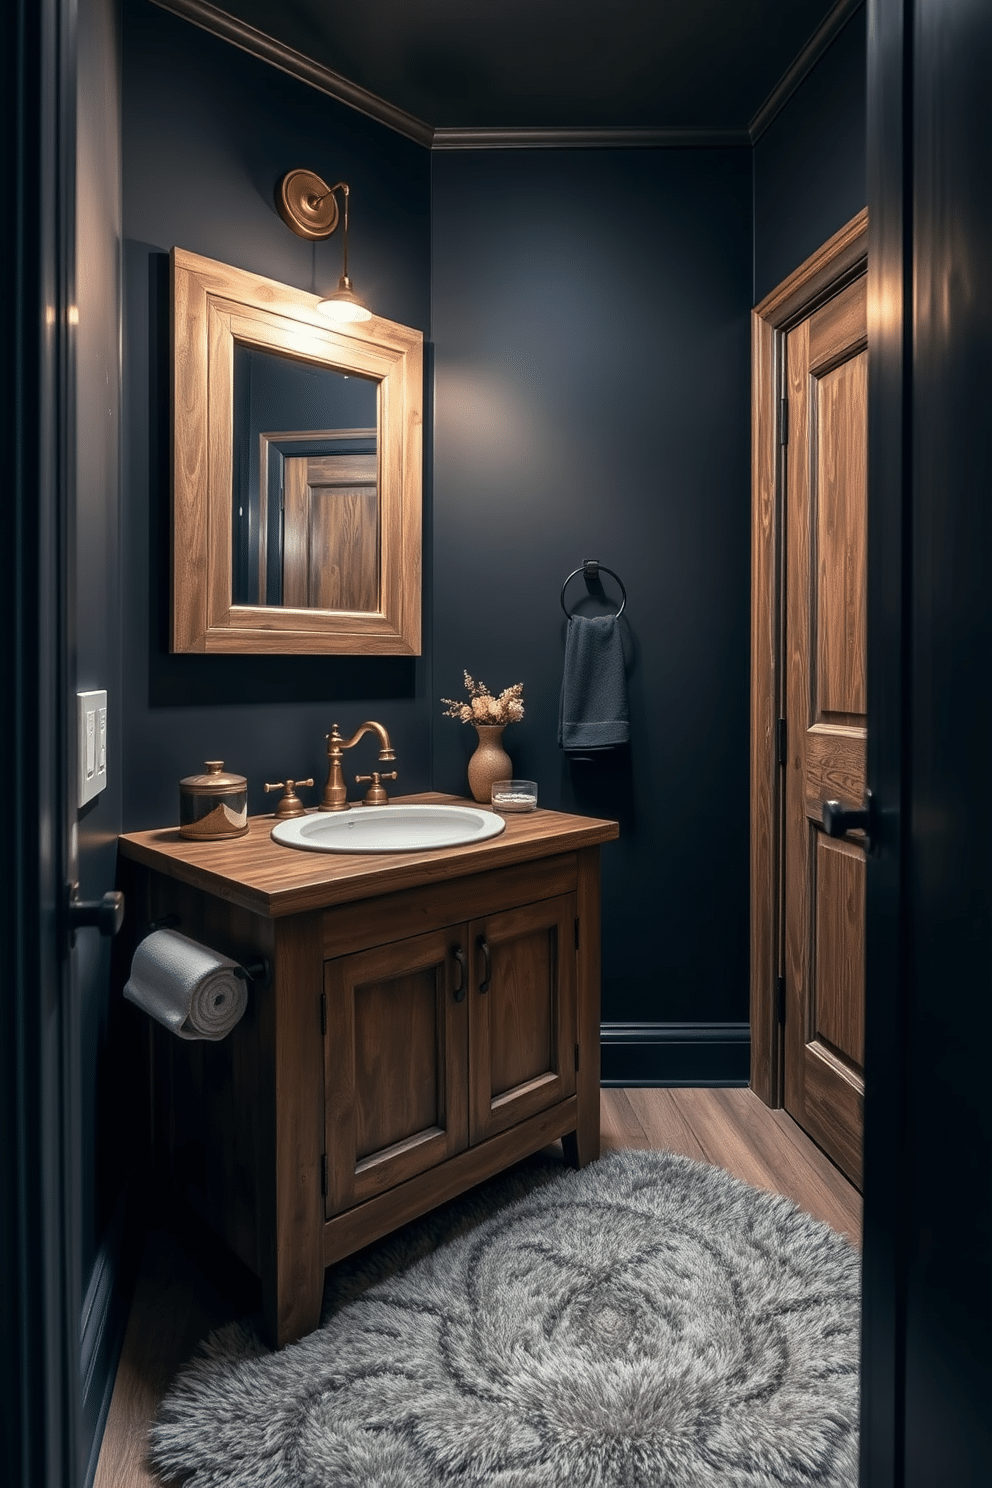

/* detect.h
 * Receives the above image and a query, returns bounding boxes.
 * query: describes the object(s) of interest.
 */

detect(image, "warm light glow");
[317,276,372,324]
[318,297,373,324]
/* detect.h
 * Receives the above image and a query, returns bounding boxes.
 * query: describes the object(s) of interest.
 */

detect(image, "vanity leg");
[571,847,603,1169]
[262,1250,324,1350]
[259,915,327,1348]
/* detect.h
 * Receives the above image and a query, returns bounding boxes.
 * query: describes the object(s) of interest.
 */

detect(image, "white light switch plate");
[77,689,108,807]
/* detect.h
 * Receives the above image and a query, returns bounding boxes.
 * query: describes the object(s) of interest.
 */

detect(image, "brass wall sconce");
[275,168,372,324]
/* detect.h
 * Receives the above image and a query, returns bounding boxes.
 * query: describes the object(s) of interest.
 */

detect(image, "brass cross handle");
[354,770,397,806]
[264,777,315,819]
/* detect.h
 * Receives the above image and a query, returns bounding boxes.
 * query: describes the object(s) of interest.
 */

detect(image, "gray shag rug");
[151,1149,860,1487]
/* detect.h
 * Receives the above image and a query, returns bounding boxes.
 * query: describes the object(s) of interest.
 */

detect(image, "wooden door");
[323,927,469,1215]
[468,895,577,1145]
[282,451,377,611]
[782,274,867,1188]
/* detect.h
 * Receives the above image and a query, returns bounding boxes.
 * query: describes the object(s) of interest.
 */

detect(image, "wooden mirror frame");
[170,247,422,654]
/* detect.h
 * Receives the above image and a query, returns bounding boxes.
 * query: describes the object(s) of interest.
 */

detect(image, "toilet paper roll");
[124,927,248,1040]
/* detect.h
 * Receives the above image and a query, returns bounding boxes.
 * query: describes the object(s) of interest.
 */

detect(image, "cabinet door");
[468,894,577,1146]
[324,927,469,1216]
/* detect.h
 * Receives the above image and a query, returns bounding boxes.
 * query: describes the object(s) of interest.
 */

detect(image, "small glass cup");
[491,780,538,813]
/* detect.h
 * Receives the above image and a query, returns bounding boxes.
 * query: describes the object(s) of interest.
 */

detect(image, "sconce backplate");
[276,169,340,241]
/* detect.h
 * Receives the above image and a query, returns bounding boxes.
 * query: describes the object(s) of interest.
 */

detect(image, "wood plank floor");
[94,1087,861,1488]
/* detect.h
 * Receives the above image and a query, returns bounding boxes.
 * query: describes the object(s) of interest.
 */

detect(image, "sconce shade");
[318,274,373,324]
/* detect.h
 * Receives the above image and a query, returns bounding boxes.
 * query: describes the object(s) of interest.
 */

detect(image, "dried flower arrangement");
[441,672,525,726]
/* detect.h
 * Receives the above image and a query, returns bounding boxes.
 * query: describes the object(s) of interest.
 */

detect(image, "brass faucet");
[319,721,397,811]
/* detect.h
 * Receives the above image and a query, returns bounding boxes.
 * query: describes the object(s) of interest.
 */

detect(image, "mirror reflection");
[232,344,378,611]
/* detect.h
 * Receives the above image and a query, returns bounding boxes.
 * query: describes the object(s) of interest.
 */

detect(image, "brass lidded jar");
[179,760,249,840]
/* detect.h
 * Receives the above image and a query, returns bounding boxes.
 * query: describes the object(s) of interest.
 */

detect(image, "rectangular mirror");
[171,247,422,654]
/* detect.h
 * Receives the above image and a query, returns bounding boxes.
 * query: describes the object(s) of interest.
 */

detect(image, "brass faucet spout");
[339,720,395,758]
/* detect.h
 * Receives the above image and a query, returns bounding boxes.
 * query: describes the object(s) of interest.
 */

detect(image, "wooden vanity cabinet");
[117,797,617,1348]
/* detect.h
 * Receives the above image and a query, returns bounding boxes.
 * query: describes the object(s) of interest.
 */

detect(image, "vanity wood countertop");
[117,792,619,919]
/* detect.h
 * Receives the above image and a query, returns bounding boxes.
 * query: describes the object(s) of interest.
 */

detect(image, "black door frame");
[861,0,992,1482]
[1,1,81,1484]
[5,0,991,1483]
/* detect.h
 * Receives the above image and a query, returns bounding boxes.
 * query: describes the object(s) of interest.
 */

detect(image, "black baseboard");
[600,1022,751,1086]
[81,1186,142,1488]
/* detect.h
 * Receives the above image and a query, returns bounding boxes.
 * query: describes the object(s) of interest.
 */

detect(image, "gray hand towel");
[558,613,629,752]
[124,928,248,1040]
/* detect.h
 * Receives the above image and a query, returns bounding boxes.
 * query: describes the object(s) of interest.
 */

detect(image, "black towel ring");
[560,559,627,619]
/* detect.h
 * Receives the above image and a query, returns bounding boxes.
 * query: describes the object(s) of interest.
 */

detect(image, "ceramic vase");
[467,724,512,804]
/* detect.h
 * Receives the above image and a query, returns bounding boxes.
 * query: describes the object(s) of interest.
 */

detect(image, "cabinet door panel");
[324,928,468,1215]
[469,895,577,1145]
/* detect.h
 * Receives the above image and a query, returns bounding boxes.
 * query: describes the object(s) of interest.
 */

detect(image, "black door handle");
[66,884,125,942]
[821,790,873,851]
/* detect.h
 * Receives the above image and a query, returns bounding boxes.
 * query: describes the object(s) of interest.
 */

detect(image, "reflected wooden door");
[782,274,867,1188]
[282,451,377,611]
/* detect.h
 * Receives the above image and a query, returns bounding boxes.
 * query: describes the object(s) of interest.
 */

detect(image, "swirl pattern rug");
[151,1149,860,1487]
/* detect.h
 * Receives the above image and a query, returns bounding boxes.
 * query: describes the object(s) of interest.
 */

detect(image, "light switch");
[77,689,108,807]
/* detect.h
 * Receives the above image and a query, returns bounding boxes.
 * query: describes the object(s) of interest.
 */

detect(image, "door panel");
[324,927,469,1215]
[783,273,867,1189]
[814,835,866,1069]
[282,452,377,611]
[468,895,577,1146]
[815,355,868,717]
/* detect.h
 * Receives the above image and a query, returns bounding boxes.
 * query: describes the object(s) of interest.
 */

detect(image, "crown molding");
[431,125,750,151]
[148,0,434,147]
[749,0,865,144]
[150,0,861,156]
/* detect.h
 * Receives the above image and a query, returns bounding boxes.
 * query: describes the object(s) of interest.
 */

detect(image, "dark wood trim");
[749,208,868,1111]
[600,1023,750,1087]
[431,127,750,151]
[148,0,435,147]
[749,0,866,144]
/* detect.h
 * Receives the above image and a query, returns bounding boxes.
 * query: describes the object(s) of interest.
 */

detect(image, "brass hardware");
[264,777,315,819]
[274,169,340,241]
[354,770,397,806]
[320,721,397,812]
[275,171,371,322]
[179,760,249,840]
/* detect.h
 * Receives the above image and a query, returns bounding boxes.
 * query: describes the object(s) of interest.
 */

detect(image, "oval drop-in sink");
[270,803,507,854]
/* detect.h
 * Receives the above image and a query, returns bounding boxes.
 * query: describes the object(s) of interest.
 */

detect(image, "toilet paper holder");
[147,913,269,987]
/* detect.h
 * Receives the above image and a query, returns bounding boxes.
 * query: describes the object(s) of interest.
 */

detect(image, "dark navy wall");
[431,148,753,1040]
[753,2,866,303]
[121,0,431,830]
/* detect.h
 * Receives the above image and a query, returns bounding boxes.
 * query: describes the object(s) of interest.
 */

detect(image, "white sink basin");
[270,803,507,854]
